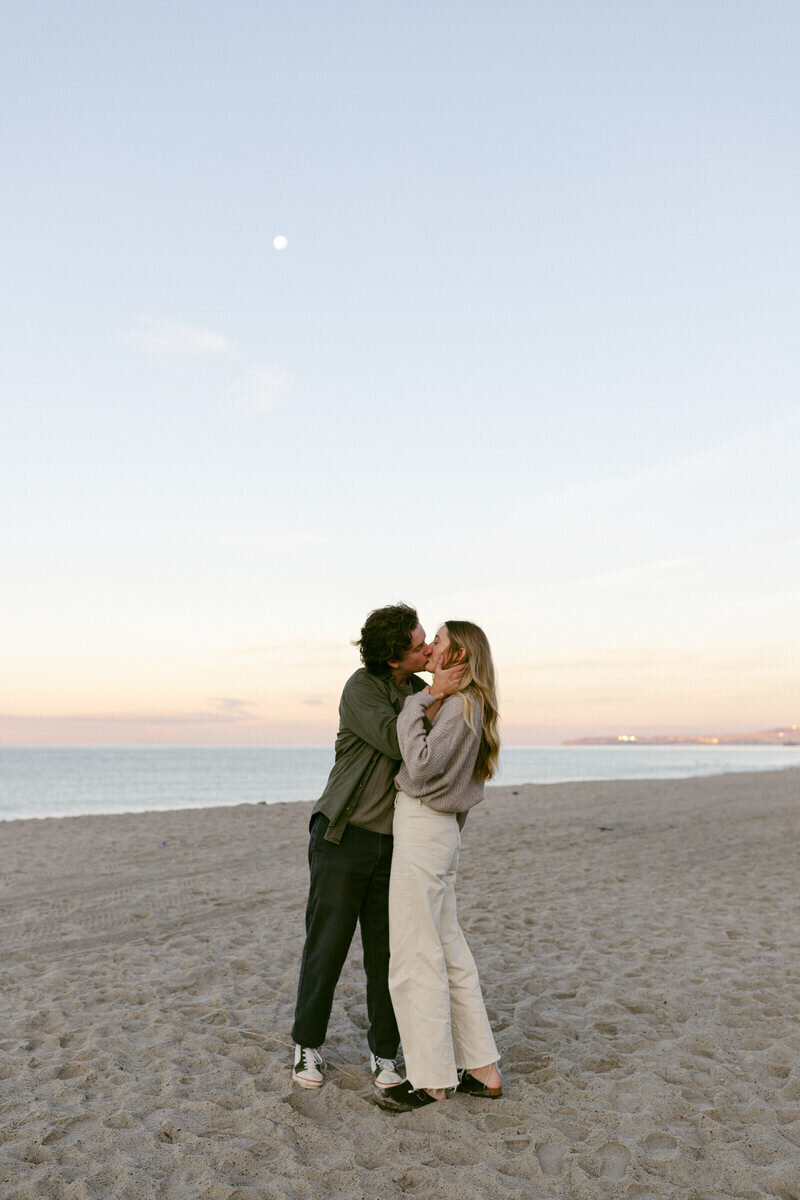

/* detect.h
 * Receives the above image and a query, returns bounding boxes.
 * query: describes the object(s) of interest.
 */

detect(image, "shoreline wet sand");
[2,769,799,1199]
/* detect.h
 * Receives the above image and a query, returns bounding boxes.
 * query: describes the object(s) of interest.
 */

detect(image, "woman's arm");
[423,662,465,722]
[397,692,477,787]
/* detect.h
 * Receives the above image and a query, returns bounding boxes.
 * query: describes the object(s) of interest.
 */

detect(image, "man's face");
[390,623,431,678]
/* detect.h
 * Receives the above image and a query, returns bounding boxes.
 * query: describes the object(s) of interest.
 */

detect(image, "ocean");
[2,744,799,822]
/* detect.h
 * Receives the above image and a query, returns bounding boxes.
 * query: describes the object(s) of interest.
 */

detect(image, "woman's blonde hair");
[440,620,500,782]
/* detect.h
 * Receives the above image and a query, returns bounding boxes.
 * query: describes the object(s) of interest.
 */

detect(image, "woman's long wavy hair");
[440,620,500,782]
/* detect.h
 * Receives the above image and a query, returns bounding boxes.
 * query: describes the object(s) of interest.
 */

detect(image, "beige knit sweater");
[395,689,485,815]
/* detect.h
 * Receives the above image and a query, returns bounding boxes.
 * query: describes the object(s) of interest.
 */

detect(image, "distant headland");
[564,726,799,746]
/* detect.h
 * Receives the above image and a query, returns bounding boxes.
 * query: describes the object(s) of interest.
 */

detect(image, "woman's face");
[429,625,451,673]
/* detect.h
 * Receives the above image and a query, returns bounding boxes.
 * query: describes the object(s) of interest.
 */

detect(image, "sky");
[2,1,798,746]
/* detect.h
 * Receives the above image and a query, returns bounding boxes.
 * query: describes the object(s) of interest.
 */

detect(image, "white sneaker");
[292,1045,325,1088]
[370,1053,405,1089]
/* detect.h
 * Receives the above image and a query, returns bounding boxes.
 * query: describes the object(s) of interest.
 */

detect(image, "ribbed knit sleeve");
[395,691,485,814]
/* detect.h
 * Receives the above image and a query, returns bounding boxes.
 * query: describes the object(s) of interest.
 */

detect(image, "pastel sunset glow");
[2,4,798,747]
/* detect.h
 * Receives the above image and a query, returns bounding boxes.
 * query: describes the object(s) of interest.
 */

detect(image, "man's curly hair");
[354,603,420,676]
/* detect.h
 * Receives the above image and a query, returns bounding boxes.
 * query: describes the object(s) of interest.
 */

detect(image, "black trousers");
[291,813,400,1058]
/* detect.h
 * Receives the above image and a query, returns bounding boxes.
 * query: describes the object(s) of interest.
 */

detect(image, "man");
[291,603,458,1089]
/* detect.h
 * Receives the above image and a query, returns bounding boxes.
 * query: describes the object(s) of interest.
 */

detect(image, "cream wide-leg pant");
[388,791,498,1091]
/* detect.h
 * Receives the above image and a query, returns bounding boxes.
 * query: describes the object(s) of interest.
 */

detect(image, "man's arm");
[339,666,468,760]
[339,672,403,759]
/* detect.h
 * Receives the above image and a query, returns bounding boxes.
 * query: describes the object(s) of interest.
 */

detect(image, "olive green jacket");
[312,668,428,843]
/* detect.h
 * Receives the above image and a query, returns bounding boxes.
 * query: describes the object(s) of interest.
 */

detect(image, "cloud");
[208,697,257,718]
[504,641,797,678]
[227,367,288,413]
[541,405,800,519]
[126,318,234,356]
[549,528,800,596]
[1,699,259,727]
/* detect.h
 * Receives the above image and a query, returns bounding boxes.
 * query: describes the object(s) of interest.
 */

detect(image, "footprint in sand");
[55,1064,88,1081]
[535,1139,567,1177]
[643,1132,678,1161]
[680,1088,715,1113]
[577,1146,630,1181]
[598,1141,632,1179]
[764,1064,791,1084]
[105,1111,137,1130]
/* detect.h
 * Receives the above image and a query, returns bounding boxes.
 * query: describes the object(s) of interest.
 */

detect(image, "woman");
[379,620,502,1110]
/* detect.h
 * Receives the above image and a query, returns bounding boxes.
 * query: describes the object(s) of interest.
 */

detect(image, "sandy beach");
[2,769,799,1200]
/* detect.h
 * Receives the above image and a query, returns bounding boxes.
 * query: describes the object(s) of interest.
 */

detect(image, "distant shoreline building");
[564,726,799,747]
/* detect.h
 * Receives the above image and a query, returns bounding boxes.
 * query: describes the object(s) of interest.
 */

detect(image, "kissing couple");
[290,602,502,1110]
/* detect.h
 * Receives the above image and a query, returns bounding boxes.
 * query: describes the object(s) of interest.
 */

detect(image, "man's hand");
[428,662,465,700]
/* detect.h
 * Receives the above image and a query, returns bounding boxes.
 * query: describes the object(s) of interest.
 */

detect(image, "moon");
[273,235,289,251]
